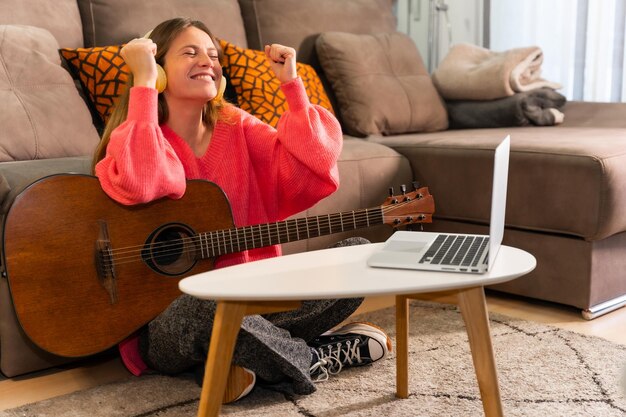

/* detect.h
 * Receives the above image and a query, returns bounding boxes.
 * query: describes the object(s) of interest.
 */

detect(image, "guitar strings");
[97,199,428,269]
[104,207,384,257]
[97,197,429,269]
[101,203,408,260]
[98,210,383,267]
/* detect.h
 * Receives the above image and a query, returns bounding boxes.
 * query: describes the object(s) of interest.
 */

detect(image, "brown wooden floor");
[1,291,625,411]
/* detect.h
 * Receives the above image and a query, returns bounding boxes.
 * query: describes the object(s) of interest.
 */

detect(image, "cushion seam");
[0,26,9,84]
[388,144,626,159]
[88,0,97,46]
[340,155,406,162]
[0,27,39,159]
[251,0,263,48]
[10,90,40,159]
[595,157,607,240]
[378,34,413,132]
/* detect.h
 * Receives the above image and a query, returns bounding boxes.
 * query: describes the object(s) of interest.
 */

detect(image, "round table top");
[179,243,536,301]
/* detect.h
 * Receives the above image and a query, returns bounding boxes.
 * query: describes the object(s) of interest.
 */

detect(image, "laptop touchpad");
[384,241,427,253]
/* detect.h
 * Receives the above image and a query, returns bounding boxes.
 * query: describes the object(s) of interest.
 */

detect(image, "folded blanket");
[446,88,566,129]
[432,43,562,100]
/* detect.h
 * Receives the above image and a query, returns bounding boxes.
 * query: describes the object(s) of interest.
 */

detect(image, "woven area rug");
[2,300,626,417]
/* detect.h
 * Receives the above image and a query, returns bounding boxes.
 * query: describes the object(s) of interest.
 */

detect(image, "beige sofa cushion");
[0,25,99,162]
[0,0,83,48]
[372,122,626,241]
[77,0,248,48]
[316,32,448,137]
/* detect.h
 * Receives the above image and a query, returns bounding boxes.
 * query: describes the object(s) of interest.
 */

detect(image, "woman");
[94,17,390,403]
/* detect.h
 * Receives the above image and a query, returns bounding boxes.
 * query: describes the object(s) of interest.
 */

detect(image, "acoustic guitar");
[2,174,434,357]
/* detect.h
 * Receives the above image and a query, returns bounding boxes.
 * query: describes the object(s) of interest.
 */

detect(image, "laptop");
[367,135,510,274]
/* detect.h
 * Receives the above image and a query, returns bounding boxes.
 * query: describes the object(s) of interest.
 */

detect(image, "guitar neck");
[197,207,383,258]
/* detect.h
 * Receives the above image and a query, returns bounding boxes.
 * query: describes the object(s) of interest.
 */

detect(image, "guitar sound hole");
[152,230,185,266]
[142,223,198,276]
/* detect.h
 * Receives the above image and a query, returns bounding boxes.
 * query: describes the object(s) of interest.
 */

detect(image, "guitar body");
[2,174,234,357]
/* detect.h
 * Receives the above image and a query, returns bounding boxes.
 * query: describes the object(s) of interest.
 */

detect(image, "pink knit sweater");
[96,77,342,375]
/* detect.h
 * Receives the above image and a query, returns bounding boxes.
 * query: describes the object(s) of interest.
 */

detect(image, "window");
[490,0,626,102]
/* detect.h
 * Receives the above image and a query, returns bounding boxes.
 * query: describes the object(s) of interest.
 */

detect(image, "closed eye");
[179,45,218,58]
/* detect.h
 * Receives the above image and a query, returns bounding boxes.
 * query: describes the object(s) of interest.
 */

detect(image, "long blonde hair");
[92,17,228,172]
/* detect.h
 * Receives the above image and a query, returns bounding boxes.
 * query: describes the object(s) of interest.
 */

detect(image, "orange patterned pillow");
[219,40,334,127]
[60,46,129,124]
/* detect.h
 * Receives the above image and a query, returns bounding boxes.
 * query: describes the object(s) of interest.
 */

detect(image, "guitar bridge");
[95,220,118,304]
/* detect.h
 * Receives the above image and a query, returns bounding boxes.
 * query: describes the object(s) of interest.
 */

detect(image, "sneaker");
[223,365,256,404]
[195,364,255,404]
[309,321,392,381]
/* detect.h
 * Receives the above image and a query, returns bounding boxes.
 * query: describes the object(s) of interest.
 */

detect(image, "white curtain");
[490,0,625,102]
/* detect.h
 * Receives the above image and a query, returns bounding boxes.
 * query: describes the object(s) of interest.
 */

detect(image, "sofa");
[1,0,626,379]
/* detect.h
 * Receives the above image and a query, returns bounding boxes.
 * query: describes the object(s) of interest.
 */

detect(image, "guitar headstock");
[380,185,435,227]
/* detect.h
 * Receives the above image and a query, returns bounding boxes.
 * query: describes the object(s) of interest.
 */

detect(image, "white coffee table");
[179,243,536,417]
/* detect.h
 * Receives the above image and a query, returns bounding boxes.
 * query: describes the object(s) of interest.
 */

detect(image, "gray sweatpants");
[139,238,368,395]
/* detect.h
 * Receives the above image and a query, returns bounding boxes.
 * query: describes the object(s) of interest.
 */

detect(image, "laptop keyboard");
[419,235,489,266]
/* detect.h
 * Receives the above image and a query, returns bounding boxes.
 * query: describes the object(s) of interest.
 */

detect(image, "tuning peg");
[388,187,399,204]
[399,184,412,201]
[412,181,420,190]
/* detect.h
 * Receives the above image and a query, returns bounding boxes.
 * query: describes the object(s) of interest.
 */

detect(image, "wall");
[396,0,485,72]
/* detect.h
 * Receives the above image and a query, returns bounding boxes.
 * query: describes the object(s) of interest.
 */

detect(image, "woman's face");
[162,26,223,102]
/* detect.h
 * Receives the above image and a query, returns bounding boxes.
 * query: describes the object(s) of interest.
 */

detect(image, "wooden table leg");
[195,300,301,417]
[395,295,410,398]
[197,301,247,417]
[457,286,503,417]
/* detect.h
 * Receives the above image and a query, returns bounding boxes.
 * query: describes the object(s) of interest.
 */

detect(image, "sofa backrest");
[0,0,84,48]
[0,0,397,58]
[77,0,249,48]
[237,0,397,128]
[238,0,397,65]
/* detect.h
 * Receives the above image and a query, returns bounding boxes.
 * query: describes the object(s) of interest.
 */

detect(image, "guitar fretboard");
[197,207,384,258]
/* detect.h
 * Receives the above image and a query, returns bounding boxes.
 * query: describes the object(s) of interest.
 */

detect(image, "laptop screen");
[487,135,510,268]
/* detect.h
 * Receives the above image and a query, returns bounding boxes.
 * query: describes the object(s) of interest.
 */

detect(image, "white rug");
[2,301,626,417]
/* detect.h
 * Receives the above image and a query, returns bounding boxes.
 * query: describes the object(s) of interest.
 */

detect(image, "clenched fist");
[120,38,159,89]
[264,44,297,84]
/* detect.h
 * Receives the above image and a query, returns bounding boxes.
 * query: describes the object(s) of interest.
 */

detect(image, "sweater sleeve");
[95,87,186,205]
[242,77,343,220]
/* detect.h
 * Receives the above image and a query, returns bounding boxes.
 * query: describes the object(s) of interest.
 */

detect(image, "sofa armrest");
[0,157,92,215]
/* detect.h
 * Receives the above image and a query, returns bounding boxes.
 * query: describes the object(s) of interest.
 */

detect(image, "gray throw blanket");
[446,88,567,129]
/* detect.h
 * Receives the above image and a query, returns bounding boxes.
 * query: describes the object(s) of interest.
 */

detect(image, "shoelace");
[309,338,363,382]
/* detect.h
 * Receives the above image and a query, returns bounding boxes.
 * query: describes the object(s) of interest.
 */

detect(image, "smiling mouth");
[190,74,215,81]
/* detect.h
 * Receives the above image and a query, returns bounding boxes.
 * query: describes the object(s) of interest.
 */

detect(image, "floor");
[1,291,626,411]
